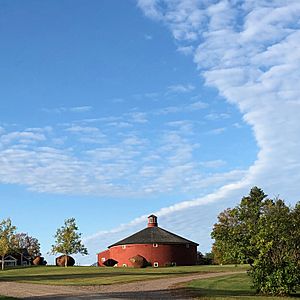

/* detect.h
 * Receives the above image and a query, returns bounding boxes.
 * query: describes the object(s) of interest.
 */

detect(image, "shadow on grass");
[185,287,300,299]
[0,271,203,284]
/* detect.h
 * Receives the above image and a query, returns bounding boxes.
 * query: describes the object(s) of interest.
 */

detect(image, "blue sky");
[1,0,299,265]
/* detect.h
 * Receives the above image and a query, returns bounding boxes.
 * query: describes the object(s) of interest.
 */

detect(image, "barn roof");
[108,226,199,248]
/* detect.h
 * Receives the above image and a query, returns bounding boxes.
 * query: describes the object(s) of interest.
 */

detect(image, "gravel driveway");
[0,271,242,299]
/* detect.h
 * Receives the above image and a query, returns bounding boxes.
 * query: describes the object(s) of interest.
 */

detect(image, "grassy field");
[185,273,300,299]
[0,265,247,286]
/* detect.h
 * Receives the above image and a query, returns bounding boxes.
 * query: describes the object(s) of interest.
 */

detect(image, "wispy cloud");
[69,106,92,113]
[156,100,208,115]
[0,123,233,197]
[177,45,194,55]
[207,127,226,135]
[43,106,92,114]
[167,84,195,93]
[205,113,230,121]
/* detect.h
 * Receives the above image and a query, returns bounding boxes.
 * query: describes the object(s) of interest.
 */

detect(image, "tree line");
[211,186,300,296]
[0,217,87,270]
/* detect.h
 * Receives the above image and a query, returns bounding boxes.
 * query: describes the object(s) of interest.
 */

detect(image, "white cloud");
[200,159,226,169]
[69,106,92,113]
[205,113,230,121]
[0,131,46,145]
[65,125,106,144]
[43,106,92,114]
[167,83,195,93]
[1,124,233,197]
[177,45,194,55]
[156,100,208,115]
[207,127,226,135]
[126,112,148,123]
[187,100,208,111]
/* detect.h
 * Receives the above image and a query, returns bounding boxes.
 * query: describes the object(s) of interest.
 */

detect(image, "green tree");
[249,199,300,295]
[0,218,17,270]
[211,187,267,265]
[211,207,240,264]
[13,233,41,258]
[211,187,300,295]
[50,218,88,267]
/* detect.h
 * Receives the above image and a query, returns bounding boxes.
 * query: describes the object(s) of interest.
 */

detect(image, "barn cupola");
[148,214,158,227]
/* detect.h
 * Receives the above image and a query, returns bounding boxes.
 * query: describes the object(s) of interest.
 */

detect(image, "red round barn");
[97,215,198,267]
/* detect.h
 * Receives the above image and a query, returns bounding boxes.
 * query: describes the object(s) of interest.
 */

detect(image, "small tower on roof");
[147,214,158,227]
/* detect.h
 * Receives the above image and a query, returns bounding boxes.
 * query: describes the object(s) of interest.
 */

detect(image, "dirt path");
[0,271,243,299]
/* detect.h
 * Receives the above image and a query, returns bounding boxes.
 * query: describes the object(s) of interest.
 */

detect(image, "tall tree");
[211,187,300,296]
[50,218,88,267]
[211,186,268,265]
[249,199,299,295]
[0,218,17,270]
[13,233,41,258]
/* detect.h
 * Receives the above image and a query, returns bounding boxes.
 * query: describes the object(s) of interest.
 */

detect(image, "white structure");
[0,255,17,267]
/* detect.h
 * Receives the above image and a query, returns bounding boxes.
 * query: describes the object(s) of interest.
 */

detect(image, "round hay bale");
[56,255,75,267]
[129,255,148,268]
[32,256,46,265]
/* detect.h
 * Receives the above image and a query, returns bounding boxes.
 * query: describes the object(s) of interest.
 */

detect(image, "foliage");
[197,251,215,265]
[50,218,88,267]
[13,233,40,258]
[211,187,300,296]
[249,199,300,295]
[211,187,267,265]
[0,219,17,270]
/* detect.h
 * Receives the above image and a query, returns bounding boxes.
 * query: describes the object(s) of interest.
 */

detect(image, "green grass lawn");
[0,265,247,286]
[185,273,300,299]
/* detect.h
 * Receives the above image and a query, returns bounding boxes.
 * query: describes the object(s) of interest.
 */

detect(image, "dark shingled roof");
[108,226,199,248]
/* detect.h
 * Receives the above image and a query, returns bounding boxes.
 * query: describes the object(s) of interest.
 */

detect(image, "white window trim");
[122,263,127,267]
[153,262,159,267]
[122,245,126,249]
[153,243,158,247]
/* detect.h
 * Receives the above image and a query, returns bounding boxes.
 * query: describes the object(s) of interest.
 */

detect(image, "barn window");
[101,257,106,262]
[122,245,126,249]
[123,264,127,267]
[153,243,158,247]
[153,262,159,267]
[171,262,176,266]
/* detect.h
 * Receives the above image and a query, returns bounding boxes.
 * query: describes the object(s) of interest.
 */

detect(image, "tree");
[0,218,17,270]
[249,199,300,295]
[13,233,41,258]
[197,251,215,265]
[211,187,267,265]
[211,187,300,296]
[50,218,88,267]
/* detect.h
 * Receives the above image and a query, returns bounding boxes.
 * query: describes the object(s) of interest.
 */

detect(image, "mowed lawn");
[186,273,300,300]
[0,265,247,286]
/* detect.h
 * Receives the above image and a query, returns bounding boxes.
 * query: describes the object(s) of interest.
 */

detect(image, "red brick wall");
[98,243,197,267]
